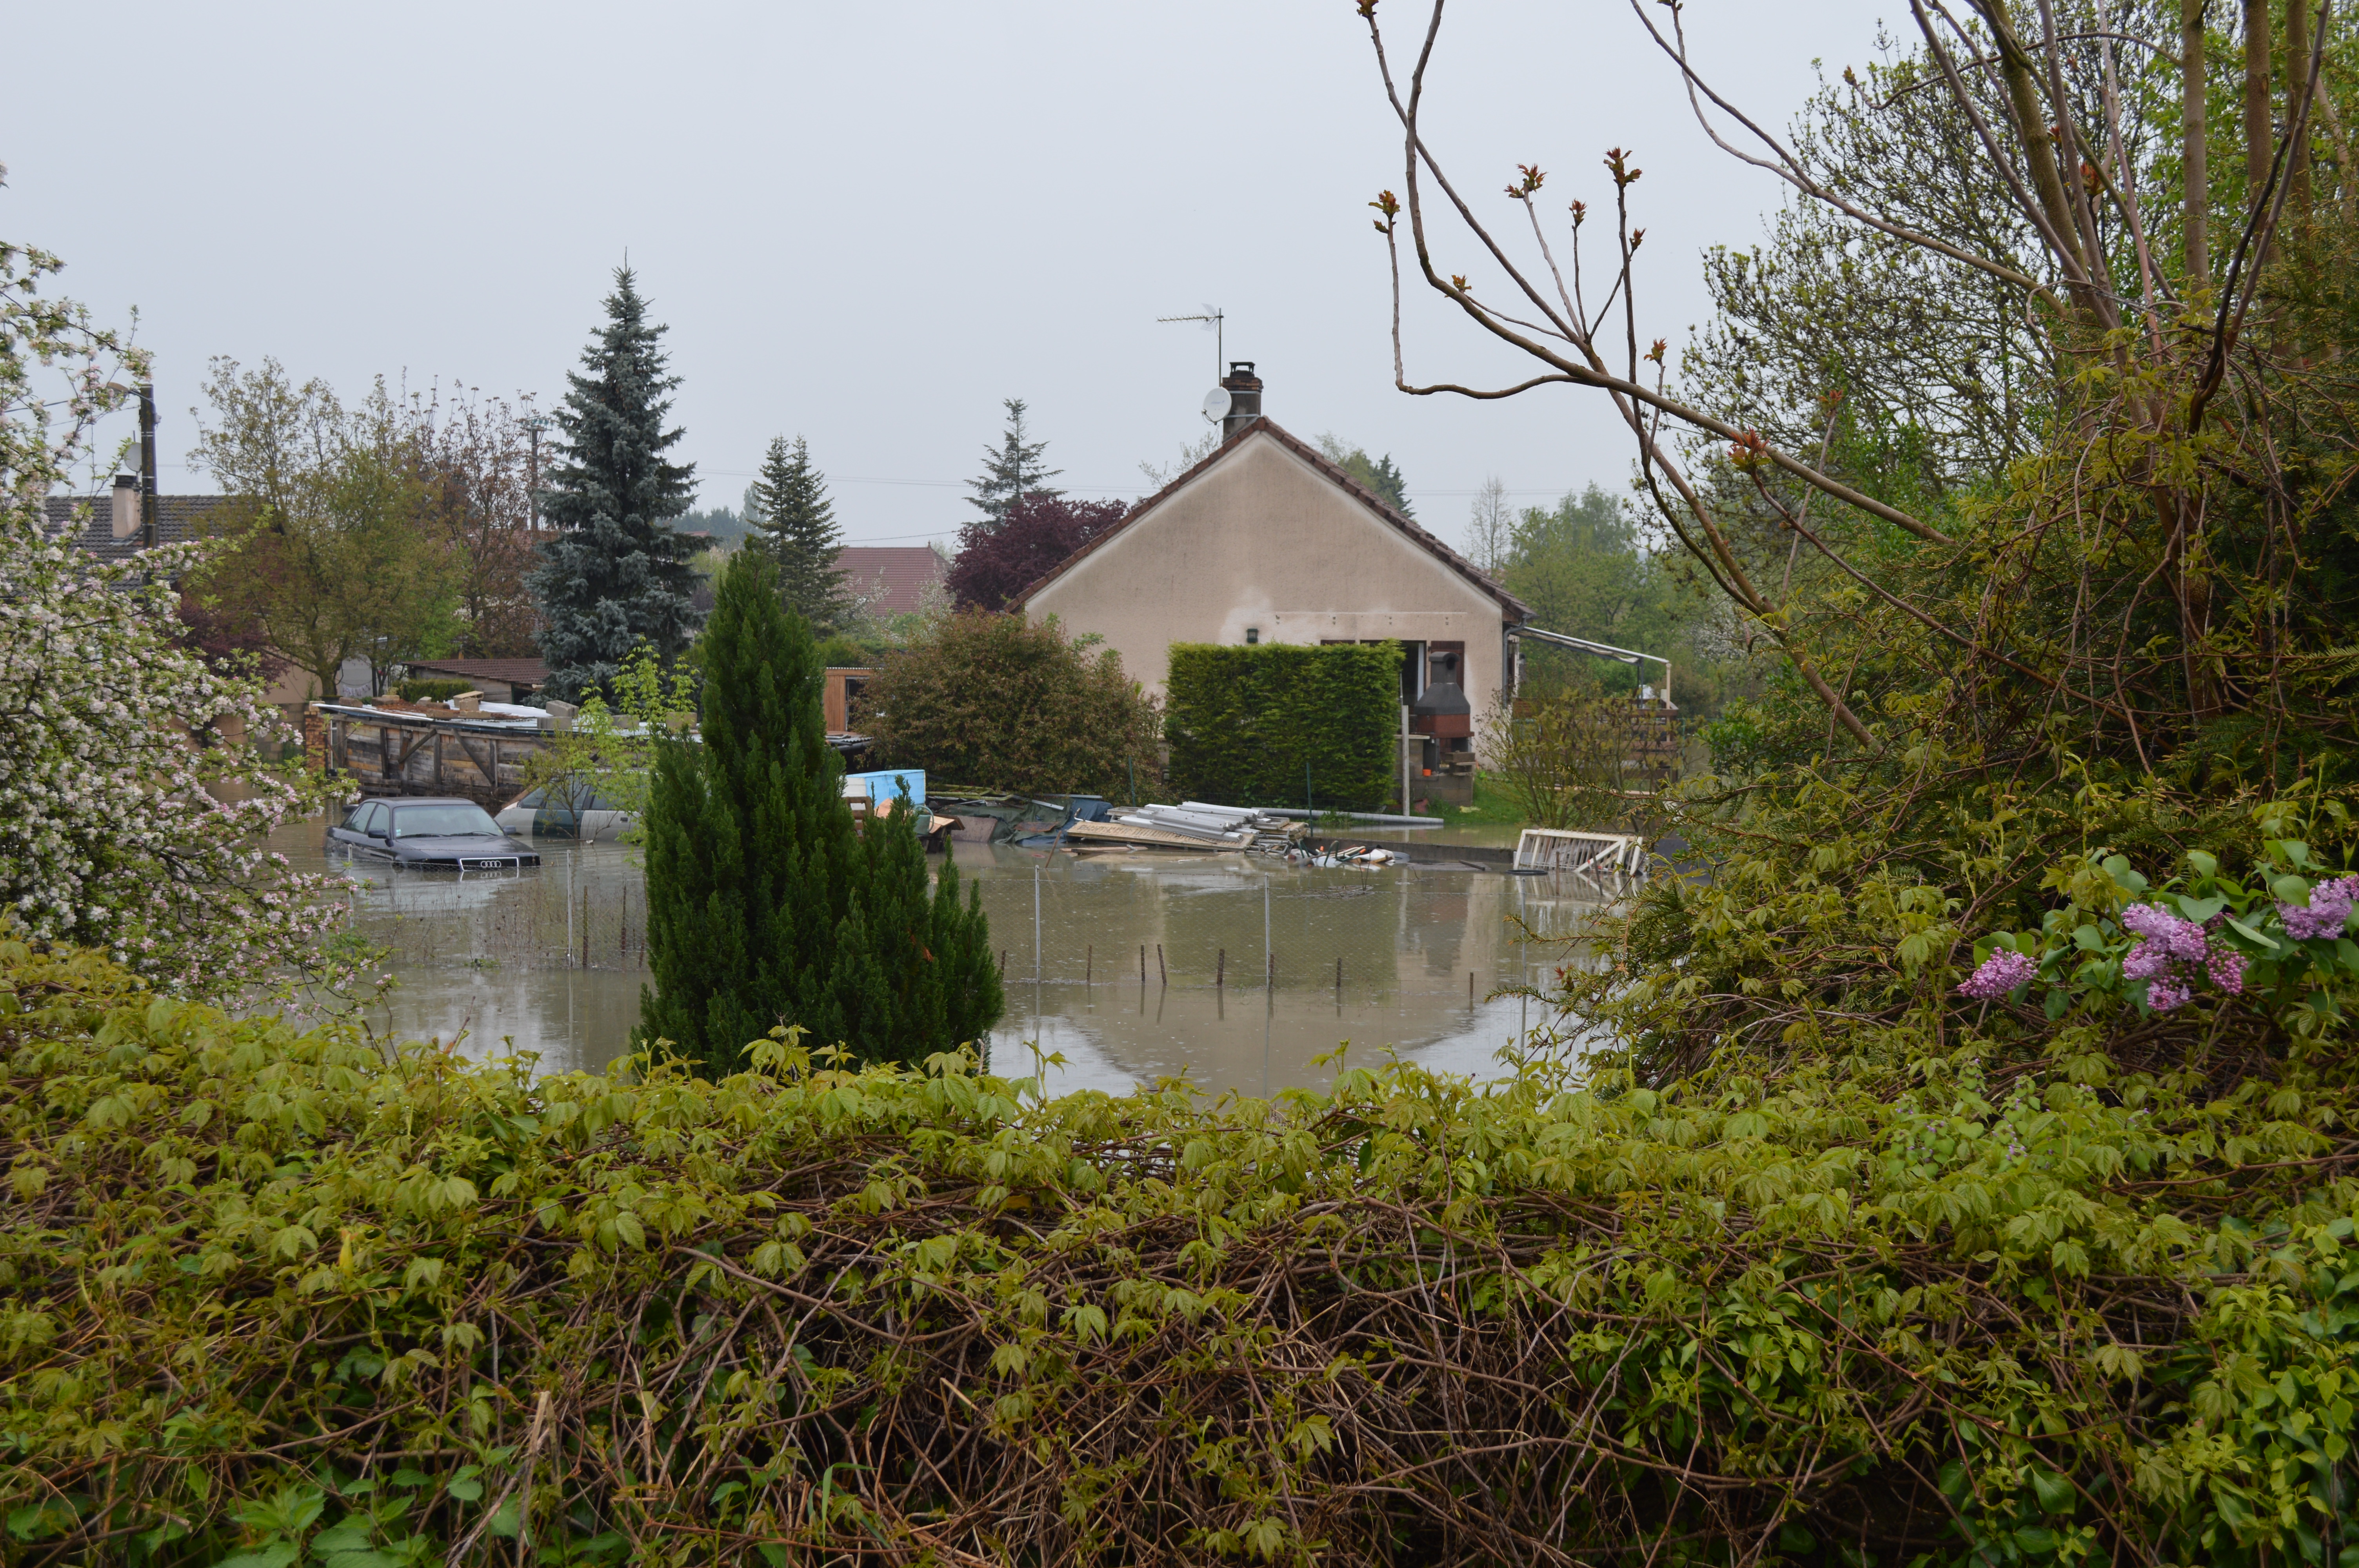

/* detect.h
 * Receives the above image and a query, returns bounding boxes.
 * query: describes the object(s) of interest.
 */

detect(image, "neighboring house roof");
[1012,418,1532,620]
[402,657,551,690]
[836,546,946,615]
[41,493,229,565]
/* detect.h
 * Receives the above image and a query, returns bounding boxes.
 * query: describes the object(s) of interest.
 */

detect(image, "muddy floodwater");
[273,817,1624,1097]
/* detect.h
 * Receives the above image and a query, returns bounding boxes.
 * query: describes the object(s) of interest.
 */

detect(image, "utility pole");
[523,414,550,532]
[138,385,159,550]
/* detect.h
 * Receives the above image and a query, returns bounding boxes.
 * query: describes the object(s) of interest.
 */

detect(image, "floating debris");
[1065,800,1308,855]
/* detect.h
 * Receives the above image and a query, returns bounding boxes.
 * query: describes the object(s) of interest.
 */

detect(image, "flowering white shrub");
[1,227,343,992]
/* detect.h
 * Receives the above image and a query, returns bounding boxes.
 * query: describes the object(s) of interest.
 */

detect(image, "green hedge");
[394,677,474,703]
[7,918,2359,1568]
[1164,641,1401,809]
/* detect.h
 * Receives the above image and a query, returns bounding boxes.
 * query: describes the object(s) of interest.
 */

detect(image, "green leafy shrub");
[11,779,2359,1568]
[858,611,1161,797]
[1164,642,1401,810]
[393,676,473,704]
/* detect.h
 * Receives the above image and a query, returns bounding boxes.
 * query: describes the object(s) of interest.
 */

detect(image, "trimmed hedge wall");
[1163,641,1401,809]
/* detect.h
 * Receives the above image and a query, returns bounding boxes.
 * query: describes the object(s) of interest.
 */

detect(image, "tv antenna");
[1156,305,1223,381]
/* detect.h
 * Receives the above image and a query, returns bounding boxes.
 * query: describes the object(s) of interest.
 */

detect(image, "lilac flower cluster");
[1957,947,2037,1000]
[2278,875,2359,942]
[2118,902,2240,1013]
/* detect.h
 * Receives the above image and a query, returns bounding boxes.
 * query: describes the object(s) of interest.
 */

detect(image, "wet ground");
[276,817,1624,1097]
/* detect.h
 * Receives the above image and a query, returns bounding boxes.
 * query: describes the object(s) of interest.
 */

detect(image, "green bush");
[393,676,473,703]
[4,848,2359,1567]
[812,633,884,671]
[859,611,1162,797]
[1164,641,1401,809]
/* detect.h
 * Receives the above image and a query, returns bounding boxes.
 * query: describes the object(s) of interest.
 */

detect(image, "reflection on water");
[271,818,1627,1095]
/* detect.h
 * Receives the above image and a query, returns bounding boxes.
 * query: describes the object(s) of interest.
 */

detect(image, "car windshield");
[391,804,504,839]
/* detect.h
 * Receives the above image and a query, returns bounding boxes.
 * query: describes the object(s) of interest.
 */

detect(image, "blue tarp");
[843,768,925,807]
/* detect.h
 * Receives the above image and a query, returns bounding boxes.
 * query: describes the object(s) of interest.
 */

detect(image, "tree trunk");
[2185,0,2211,289]
[1986,0,2099,307]
[2246,0,2276,223]
[2286,0,2314,223]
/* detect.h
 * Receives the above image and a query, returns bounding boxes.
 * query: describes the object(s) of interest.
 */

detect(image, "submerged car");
[494,784,637,841]
[328,797,543,869]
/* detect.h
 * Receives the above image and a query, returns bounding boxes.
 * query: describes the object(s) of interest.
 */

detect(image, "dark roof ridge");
[1010,416,1530,619]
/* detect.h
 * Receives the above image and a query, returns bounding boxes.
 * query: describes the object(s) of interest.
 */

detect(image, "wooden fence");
[305,704,552,807]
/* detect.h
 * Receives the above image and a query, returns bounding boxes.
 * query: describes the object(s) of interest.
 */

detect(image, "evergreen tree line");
[527,268,859,699]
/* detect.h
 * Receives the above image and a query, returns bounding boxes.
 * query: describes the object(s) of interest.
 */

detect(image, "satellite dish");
[1201,387,1232,424]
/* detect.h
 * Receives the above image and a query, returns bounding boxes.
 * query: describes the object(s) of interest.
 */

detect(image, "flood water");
[274,817,1625,1097]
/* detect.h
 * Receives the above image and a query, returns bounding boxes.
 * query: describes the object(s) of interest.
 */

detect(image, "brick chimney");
[1220,362,1263,441]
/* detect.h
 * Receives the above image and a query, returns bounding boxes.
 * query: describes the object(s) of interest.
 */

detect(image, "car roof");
[362,797,480,808]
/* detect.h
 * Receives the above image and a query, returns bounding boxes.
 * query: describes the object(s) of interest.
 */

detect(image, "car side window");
[359,802,388,837]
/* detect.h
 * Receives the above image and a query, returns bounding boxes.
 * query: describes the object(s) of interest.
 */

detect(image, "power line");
[147,461,1585,502]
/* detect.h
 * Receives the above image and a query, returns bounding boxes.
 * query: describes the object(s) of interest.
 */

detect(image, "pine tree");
[637,551,1000,1074]
[529,267,701,702]
[746,435,854,635]
[965,397,1062,529]
[1314,434,1416,519]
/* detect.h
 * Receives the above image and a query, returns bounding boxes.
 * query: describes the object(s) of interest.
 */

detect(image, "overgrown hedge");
[5,870,2358,1565]
[1164,641,1401,810]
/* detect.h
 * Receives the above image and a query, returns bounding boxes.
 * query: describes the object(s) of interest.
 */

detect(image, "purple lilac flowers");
[2121,903,2208,964]
[2278,875,2359,942]
[1958,947,2037,1000]
[2118,902,2246,1013]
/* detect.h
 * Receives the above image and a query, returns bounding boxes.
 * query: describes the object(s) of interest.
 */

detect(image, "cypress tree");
[529,266,701,702]
[638,550,1000,1074]
[747,435,854,635]
[964,397,1062,529]
[827,773,1005,1063]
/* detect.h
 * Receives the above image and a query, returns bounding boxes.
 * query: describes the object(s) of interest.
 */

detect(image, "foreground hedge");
[2,933,2357,1566]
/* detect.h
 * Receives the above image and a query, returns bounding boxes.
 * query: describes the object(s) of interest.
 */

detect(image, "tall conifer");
[747,435,854,635]
[965,397,1062,529]
[638,551,1000,1073]
[529,267,701,702]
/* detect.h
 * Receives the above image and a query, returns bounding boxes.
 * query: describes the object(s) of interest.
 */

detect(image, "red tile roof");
[836,546,947,615]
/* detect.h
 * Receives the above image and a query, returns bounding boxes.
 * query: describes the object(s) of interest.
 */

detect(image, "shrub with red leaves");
[945,494,1129,612]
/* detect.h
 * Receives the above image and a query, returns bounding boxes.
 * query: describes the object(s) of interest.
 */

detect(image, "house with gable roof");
[1014,365,1530,759]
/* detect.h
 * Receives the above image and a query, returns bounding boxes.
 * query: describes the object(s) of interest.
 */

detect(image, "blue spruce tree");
[530,267,701,702]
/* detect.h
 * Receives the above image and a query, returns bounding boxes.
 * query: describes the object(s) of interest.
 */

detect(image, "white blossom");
[2,234,345,995]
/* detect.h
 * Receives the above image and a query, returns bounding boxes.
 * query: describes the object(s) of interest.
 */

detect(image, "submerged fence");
[349,859,650,974]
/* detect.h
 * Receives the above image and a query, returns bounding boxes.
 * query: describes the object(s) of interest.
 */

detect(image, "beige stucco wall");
[1022,429,1510,719]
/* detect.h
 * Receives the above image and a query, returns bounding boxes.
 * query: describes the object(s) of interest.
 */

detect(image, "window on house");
[1245,628,1260,644]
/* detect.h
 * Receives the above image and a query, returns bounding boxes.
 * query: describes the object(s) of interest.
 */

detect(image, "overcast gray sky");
[7,1,1890,552]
